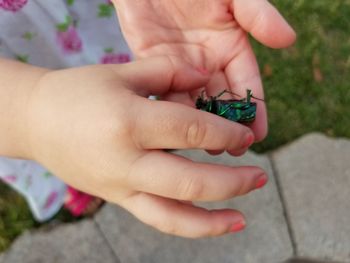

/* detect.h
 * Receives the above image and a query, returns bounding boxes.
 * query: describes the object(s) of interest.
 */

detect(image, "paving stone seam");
[268,152,297,257]
[93,218,121,263]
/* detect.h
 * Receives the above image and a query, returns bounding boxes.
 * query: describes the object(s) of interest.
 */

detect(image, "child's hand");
[27,57,267,238]
[113,0,296,142]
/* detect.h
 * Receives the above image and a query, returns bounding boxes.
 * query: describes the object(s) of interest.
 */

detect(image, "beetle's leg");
[243,89,265,103]
[215,90,228,99]
[215,90,242,99]
[251,94,265,102]
[246,89,252,104]
[243,88,265,102]
[200,89,206,99]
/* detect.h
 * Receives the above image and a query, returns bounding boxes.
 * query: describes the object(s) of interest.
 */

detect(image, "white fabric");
[0,0,132,221]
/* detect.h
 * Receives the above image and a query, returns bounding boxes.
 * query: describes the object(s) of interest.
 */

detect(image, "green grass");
[0,182,79,252]
[0,0,349,253]
[252,0,350,152]
[0,183,38,251]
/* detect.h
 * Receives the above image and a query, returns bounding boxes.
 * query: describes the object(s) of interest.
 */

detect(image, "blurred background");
[0,0,349,253]
[252,0,350,152]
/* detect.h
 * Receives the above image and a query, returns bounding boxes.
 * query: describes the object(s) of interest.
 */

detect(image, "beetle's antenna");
[246,89,265,102]
[216,90,242,99]
[251,95,265,102]
[228,90,242,98]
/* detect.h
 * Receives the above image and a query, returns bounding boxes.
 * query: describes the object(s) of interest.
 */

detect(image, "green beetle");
[195,89,264,123]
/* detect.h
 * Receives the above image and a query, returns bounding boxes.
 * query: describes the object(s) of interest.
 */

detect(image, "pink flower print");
[57,26,82,54]
[1,174,17,184]
[43,191,58,210]
[101,54,130,64]
[100,48,130,64]
[0,0,28,12]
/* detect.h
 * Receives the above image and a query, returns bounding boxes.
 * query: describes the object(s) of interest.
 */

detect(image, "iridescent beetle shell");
[195,89,260,123]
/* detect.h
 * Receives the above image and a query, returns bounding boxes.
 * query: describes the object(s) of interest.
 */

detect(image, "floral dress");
[0,0,132,221]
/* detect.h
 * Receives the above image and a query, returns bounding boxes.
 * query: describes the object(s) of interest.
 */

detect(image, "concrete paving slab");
[95,150,292,263]
[287,259,341,263]
[0,219,119,263]
[272,133,350,262]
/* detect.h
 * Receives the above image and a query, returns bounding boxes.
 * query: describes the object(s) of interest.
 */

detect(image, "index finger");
[132,97,254,151]
[113,56,210,97]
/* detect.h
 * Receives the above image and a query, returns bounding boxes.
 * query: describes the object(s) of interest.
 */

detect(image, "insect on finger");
[195,89,263,124]
[134,98,252,151]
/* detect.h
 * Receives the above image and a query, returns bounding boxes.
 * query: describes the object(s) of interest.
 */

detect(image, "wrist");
[0,59,50,160]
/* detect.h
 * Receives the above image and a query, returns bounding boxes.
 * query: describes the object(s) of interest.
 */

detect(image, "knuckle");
[178,175,205,201]
[185,119,208,148]
[106,112,133,140]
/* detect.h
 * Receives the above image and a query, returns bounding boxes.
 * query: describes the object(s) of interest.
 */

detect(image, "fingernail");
[242,133,255,149]
[229,219,246,233]
[255,174,268,189]
[196,67,209,75]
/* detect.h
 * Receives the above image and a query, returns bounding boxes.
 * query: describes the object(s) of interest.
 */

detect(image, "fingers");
[127,151,267,202]
[203,71,231,99]
[133,98,254,151]
[232,0,296,48]
[114,56,210,96]
[187,71,231,105]
[225,39,268,142]
[206,149,224,156]
[162,91,194,107]
[227,147,248,157]
[121,192,246,238]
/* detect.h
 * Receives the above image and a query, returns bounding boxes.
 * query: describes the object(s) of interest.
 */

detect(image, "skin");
[0,56,266,238]
[0,0,295,238]
[113,0,297,148]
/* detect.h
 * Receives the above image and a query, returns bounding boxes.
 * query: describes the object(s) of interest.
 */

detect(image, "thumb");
[233,0,296,48]
[115,56,210,96]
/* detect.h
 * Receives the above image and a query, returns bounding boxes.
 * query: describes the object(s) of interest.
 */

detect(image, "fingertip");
[251,122,268,143]
[254,12,297,49]
[248,102,268,142]
[234,0,297,49]
[267,20,297,49]
[227,148,248,157]
[219,209,246,234]
[285,26,297,47]
[255,173,268,189]
[172,60,211,92]
[229,218,246,233]
[202,209,247,236]
[206,149,225,156]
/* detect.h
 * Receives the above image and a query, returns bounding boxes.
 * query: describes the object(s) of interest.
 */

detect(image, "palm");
[114,0,296,141]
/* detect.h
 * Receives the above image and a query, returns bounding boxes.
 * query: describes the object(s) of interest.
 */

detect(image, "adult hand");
[113,0,296,143]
